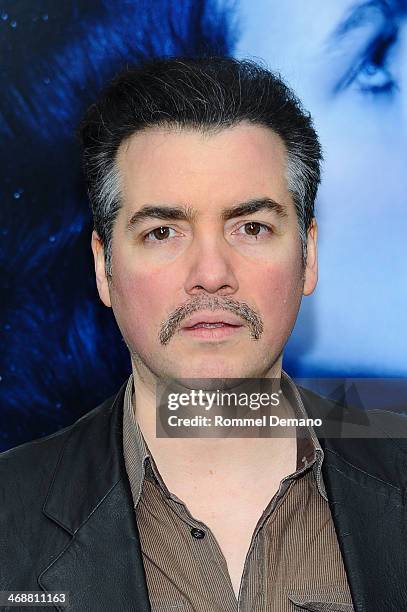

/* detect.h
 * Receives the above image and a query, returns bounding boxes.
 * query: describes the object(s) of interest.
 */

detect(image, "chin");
[171,358,264,383]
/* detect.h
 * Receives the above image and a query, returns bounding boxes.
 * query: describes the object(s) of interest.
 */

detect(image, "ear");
[91,230,112,307]
[303,218,318,296]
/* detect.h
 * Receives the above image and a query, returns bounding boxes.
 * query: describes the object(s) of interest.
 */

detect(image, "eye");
[336,33,398,97]
[353,57,396,95]
[143,226,176,242]
[235,221,273,238]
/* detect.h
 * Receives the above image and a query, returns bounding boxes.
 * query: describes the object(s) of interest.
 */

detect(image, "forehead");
[115,122,290,211]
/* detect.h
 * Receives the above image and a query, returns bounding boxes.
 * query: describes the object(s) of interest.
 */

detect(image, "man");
[1,56,406,611]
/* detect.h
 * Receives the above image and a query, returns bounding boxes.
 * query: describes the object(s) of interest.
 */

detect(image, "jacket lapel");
[38,383,151,612]
[301,388,407,612]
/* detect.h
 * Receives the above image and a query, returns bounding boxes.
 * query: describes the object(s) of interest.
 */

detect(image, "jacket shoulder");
[299,384,407,439]
[0,391,124,593]
[299,384,407,490]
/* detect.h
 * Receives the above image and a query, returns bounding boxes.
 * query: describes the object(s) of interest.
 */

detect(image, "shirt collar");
[122,373,151,507]
[281,370,327,500]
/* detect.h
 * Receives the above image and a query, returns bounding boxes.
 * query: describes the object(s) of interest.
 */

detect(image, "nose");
[184,233,239,296]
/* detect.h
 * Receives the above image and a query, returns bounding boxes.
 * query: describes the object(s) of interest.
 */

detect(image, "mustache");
[159,295,263,345]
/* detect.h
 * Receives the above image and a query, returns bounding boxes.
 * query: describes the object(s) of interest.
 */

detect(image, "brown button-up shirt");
[122,372,354,611]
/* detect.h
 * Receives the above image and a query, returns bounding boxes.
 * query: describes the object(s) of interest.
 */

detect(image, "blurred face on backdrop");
[92,122,317,385]
[236,0,407,374]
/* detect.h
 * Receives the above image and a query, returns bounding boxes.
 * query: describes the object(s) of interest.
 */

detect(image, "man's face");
[92,123,317,382]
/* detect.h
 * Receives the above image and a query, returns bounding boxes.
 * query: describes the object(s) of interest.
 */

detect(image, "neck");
[129,355,296,479]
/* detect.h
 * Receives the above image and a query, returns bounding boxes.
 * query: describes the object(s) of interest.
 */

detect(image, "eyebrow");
[329,0,404,43]
[127,197,288,230]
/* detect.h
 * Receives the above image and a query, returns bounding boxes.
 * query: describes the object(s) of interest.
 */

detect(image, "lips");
[187,322,238,329]
[182,312,244,329]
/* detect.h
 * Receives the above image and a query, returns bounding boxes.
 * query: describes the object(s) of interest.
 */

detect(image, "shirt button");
[191,528,206,539]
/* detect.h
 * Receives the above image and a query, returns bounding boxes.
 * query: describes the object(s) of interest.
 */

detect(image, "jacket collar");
[42,381,127,534]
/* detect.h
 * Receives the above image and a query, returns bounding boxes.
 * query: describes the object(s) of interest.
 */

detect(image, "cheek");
[110,266,174,348]
[259,258,304,330]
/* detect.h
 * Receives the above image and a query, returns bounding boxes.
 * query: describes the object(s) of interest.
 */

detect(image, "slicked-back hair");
[78,56,323,276]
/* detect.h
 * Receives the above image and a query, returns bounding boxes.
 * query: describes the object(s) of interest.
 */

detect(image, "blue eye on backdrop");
[354,61,395,94]
[334,32,398,97]
[328,0,406,99]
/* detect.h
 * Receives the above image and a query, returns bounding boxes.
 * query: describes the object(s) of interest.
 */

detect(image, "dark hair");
[78,55,322,275]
